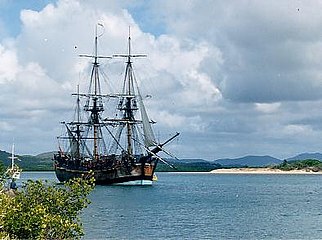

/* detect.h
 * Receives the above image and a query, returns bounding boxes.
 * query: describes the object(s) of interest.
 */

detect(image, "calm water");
[21,172,322,239]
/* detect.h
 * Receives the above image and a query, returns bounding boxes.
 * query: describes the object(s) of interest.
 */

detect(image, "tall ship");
[53,26,179,185]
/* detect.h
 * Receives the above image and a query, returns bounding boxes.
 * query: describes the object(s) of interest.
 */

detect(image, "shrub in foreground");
[0,176,95,240]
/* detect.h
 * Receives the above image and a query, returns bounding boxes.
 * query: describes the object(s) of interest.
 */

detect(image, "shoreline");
[210,168,322,174]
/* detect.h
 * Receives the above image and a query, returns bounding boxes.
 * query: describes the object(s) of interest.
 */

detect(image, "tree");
[0,161,5,175]
[0,176,95,239]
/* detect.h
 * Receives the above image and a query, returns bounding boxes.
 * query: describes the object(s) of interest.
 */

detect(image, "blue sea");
[21,172,322,239]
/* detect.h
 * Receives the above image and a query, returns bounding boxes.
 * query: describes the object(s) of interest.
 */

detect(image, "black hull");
[55,166,155,185]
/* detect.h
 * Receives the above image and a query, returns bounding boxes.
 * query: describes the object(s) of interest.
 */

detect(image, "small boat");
[53,25,179,185]
[6,143,21,180]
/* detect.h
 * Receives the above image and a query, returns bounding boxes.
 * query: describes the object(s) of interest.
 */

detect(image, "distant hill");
[286,153,322,161]
[166,158,211,164]
[3,150,322,171]
[213,155,282,167]
[157,158,220,172]
[0,150,221,172]
[35,151,55,160]
[0,150,54,171]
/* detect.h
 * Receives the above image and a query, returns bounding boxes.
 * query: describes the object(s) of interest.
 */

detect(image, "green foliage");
[0,151,54,171]
[0,161,5,175]
[275,159,322,171]
[156,162,219,172]
[0,176,95,240]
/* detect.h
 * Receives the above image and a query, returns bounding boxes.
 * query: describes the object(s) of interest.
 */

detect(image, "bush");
[0,176,95,239]
[0,161,5,175]
[275,159,322,171]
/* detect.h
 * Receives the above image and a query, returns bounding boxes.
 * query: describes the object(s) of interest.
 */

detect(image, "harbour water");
[21,172,322,239]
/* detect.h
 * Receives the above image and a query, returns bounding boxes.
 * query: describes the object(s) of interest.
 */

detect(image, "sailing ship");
[53,26,179,185]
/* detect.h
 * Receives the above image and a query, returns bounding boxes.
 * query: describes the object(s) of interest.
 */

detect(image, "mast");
[75,85,81,159]
[7,143,21,180]
[78,23,111,161]
[93,28,99,160]
[125,30,134,156]
[10,143,16,169]
[114,27,146,156]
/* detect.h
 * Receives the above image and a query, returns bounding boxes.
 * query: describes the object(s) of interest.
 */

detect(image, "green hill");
[156,159,221,172]
[0,151,219,172]
[0,150,54,171]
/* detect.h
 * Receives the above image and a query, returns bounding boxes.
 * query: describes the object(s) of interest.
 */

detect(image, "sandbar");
[210,168,322,174]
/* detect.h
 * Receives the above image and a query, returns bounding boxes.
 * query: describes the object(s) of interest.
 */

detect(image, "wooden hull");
[55,164,156,185]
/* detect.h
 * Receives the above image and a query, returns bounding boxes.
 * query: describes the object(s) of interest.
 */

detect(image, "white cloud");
[0,0,222,156]
[0,121,14,131]
[155,110,207,133]
[255,103,281,114]
[150,0,322,103]
[283,124,313,136]
[2,0,322,160]
[0,42,19,83]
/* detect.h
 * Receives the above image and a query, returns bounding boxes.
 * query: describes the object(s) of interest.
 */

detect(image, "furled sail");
[137,88,156,147]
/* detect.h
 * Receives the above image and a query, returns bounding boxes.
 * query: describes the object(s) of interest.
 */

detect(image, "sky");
[1,0,322,160]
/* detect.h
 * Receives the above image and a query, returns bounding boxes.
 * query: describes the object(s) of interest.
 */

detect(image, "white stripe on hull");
[114,180,153,186]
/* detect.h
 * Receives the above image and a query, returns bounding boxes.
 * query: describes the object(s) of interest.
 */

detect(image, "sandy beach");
[210,168,322,174]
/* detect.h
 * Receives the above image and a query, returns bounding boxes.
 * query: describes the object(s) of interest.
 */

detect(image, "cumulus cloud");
[0,42,19,83]
[0,0,222,156]
[149,0,322,103]
[2,0,322,160]
[119,0,322,159]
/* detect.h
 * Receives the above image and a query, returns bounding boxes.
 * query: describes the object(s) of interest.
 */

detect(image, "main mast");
[93,29,100,160]
[125,32,134,156]
[114,28,146,156]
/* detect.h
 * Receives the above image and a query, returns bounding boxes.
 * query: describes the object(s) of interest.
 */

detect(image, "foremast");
[68,24,111,162]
